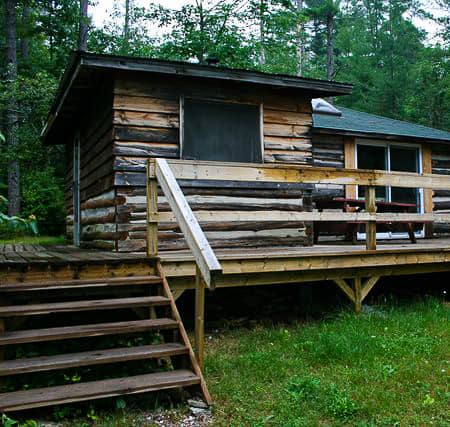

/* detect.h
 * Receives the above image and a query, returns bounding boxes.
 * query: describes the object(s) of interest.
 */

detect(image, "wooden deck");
[2,239,450,289]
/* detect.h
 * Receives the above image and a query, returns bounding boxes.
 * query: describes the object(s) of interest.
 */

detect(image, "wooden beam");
[365,186,377,250]
[353,277,362,313]
[171,289,185,301]
[167,262,450,290]
[344,137,356,199]
[155,158,222,288]
[157,210,450,223]
[361,276,380,301]
[166,159,450,190]
[194,267,205,370]
[333,278,355,302]
[146,159,158,257]
[422,145,434,238]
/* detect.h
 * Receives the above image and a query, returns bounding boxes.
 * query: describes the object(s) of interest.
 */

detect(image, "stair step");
[0,275,162,292]
[0,343,188,376]
[0,318,178,345]
[0,369,200,412]
[0,296,169,317]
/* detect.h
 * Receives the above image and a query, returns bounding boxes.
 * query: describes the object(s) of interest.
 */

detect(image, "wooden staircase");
[0,260,210,412]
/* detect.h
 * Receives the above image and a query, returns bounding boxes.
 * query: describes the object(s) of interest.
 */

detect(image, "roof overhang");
[42,51,353,145]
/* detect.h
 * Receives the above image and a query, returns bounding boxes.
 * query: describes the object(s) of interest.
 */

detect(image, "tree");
[78,0,89,51]
[307,0,340,81]
[4,0,20,215]
[20,0,30,60]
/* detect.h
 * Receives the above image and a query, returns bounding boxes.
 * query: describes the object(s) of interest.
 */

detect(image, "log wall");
[111,74,314,252]
[65,81,115,247]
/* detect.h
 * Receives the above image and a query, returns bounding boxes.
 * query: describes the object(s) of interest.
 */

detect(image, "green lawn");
[206,299,450,426]
[5,298,450,426]
[0,235,66,246]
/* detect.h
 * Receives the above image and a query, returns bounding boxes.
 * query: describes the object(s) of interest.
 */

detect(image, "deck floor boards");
[1,240,450,287]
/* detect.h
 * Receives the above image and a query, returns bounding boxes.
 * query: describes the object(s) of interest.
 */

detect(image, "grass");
[0,235,66,245]
[5,297,450,426]
[206,298,450,426]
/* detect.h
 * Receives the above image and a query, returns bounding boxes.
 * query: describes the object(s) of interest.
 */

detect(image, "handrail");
[160,159,450,251]
[165,159,450,190]
[156,210,450,223]
[150,158,222,289]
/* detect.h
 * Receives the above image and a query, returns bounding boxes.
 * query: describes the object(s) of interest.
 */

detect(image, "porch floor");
[1,239,450,288]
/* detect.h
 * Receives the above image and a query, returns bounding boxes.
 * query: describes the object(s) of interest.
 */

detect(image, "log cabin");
[41,51,352,252]
[1,51,450,412]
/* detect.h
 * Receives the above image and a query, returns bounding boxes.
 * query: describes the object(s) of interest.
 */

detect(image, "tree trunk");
[78,0,89,51]
[258,0,266,66]
[20,0,30,60]
[124,0,130,50]
[326,12,334,81]
[5,0,20,216]
[326,12,334,104]
[295,0,304,76]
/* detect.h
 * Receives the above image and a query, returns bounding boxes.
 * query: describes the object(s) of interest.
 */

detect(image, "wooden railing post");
[146,158,158,257]
[365,186,377,250]
[194,266,205,369]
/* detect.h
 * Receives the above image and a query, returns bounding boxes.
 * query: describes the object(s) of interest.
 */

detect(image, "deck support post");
[333,275,381,313]
[194,267,205,369]
[353,277,362,313]
[365,186,377,250]
[146,158,158,257]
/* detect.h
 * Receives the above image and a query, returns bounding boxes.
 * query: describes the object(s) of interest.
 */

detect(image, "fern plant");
[0,195,39,238]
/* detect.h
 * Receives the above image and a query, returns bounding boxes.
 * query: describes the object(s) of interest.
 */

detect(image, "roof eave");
[313,126,450,144]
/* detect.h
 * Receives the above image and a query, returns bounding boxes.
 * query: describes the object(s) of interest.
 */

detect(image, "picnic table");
[314,197,421,244]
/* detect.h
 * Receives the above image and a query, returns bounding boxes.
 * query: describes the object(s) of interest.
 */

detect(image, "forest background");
[1,0,449,235]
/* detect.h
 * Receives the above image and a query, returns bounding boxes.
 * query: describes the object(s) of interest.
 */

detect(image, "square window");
[182,99,262,163]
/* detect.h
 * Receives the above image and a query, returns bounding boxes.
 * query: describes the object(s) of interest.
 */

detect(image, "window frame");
[179,95,264,163]
[355,139,424,240]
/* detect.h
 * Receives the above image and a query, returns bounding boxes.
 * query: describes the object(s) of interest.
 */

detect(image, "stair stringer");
[156,261,212,405]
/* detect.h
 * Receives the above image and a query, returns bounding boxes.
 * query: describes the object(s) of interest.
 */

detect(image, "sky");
[91,0,445,44]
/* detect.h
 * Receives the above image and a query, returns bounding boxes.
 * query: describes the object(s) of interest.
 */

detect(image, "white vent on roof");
[312,98,342,116]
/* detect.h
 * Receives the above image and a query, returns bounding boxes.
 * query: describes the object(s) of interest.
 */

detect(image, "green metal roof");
[313,106,450,142]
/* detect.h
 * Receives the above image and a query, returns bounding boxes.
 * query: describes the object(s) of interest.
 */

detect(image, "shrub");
[21,168,66,236]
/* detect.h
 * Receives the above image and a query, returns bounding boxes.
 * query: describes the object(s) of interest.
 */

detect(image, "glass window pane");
[357,144,387,200]
[389,146,420,211]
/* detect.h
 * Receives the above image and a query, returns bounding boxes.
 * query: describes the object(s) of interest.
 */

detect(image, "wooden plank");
[166,159,450,190]
[422,144,434,237]
[147,159,158,256]
[365,186,377,250]
[0,296,169,317]
[0,369,199,412]
[155,158,222,288]
[344,136,357,199]
[353,277,362,313]
[157,262,212,404]
[113,95,179,113]
[0,318,178,345]
[361,276,380,301]
[156,210,450,223]
[0,343,187,376]
[194,267,205,369]
[263,109,312,126]
[333,278,355,302]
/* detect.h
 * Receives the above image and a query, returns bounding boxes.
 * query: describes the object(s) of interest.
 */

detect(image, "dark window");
[182,99,262,163]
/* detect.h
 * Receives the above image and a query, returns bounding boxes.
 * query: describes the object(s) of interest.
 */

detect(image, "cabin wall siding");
[110,75,314,252]
[65,82,115,249]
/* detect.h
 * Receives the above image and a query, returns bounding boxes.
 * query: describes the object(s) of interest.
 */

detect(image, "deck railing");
[151,159,450,251]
